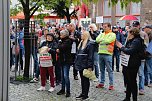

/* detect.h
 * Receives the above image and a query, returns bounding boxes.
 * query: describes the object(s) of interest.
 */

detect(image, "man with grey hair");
[68,23,81,80]
[56,29,72,97]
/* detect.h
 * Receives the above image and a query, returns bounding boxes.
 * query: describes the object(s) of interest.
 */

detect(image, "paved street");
[9,69,152,101]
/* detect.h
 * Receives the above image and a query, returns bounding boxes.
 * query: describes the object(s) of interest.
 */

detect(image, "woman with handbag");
[116,28,143,101]
[37,33,57,92]
[75,31,94,100]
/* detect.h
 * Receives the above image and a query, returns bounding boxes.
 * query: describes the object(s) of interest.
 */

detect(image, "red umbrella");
[119,15,138,20]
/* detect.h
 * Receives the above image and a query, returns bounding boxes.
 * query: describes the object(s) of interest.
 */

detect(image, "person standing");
[112,26,125,72]
[37,33,57,92]
[132,21,149,95]
[68,23,81,80]
[96,23,116,90]
[75,31,94,100]
[116,28,143,101]
[56,30,72,97]
[89,24,100,80]
[15,25,24,71]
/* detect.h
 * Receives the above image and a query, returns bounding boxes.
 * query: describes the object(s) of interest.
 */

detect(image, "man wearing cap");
[112,26,125,72]
[132,21,149,95]
[143,25,152,88]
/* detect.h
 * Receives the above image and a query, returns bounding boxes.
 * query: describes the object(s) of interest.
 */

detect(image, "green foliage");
[16,75,32,82]
[109,0,141,9]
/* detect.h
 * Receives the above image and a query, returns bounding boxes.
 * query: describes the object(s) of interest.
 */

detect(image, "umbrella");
[119,15,138,21]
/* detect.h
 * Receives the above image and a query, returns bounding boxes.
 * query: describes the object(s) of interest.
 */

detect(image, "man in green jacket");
[96,23,116,90]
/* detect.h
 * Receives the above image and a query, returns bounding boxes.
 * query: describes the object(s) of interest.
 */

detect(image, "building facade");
[89,0,141,27]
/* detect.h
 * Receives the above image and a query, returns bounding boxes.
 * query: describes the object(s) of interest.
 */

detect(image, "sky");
[12,0,18,7]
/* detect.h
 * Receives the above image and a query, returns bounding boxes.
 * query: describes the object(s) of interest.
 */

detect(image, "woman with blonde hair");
[75,31,95,100]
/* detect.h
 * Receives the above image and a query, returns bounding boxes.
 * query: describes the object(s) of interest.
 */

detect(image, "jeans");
[55,60,61,83]
[32,47,39,73]
[138,61,145,90]
[61,64,70,93]
[72,54,78,77]
[112,49,120,71]
[146,58,152,84]
[144,64,148,85]
[16,49,23,70]
[99,54,114,85]
[94,52,99,78]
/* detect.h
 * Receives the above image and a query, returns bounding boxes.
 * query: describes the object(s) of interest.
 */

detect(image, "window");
[103,18,111,23]
[116,17,125,27]
[116,1,126,16]
[103,0,111,16]
[131,3,141,15]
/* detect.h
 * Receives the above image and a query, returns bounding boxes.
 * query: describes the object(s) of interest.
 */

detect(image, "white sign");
[120,52,130,67]
[96,16,103,24]
[39,53,53,67]
[79,18,92,28]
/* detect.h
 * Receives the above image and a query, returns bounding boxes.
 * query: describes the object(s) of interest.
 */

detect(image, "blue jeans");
[61,64,70,93]
[146,58,152,84]
[144,64,148,85]
[32,47,39,74]
[138,61,145,90]
[99,54,114,85]
[94,52,99,78]
[112,49,120,71]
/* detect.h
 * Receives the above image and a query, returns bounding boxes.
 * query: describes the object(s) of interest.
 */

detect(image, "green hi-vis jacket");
[96,31,116,55]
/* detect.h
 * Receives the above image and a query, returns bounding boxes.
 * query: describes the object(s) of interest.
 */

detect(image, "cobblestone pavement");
[9,68,152,101]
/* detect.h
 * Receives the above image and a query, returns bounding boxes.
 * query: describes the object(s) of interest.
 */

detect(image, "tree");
[43,0,98,23]
[18,0,42,79]
[109,0,141,9]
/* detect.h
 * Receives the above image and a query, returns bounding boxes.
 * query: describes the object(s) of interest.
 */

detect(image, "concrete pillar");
[0,0,10,101]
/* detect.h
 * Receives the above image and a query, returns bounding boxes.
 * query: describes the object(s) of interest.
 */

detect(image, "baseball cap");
[144,25,152,29]
[113,26,118,29]
[132,21,140,27]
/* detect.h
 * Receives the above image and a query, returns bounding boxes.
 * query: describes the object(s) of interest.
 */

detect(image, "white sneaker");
[48,87,55,92]
[37,86,45,91]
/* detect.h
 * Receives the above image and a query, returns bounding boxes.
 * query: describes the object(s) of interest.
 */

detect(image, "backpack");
[138,39,147,60]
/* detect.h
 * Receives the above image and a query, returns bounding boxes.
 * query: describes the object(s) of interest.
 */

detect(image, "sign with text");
[96,16,103,24]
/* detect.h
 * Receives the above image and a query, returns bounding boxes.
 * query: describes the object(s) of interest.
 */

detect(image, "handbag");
[83,69,96,80]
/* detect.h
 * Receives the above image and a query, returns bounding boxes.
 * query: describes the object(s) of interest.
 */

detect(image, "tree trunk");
[23,16,31,79]
[140,0,152,26]
[66,15,71,23]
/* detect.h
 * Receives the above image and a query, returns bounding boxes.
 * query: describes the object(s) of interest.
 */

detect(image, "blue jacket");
[75,41,94,71]
[18,31,24,49]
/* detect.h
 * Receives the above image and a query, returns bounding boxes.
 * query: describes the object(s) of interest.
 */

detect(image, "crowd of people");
[10,21,152,101]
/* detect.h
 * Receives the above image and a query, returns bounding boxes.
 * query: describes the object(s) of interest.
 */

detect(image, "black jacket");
[58,37,72,65]
[39,40,58,65]
[89,30,100,52]
[120,36,143,70]
[69,30,81,48]
[75,41,94,71]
